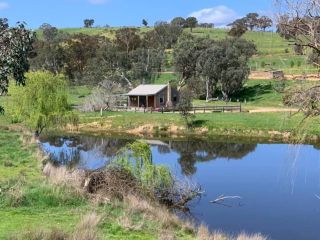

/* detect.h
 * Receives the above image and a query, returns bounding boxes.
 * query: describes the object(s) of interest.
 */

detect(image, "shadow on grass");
[192,120,208,128]
[234,83,273,102]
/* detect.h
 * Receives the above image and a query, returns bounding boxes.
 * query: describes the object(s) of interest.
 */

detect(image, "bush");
[290,60,295,68]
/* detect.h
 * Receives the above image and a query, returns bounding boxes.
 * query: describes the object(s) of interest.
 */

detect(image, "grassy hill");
[35,27,319,75]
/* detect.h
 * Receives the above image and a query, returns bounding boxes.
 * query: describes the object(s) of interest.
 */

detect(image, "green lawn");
[68,85,93,106]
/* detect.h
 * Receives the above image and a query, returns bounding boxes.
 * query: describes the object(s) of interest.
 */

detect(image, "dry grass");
[236,233,268,240]
[43,163,85,189]
[70,212,102,240]
[197,225,268,240]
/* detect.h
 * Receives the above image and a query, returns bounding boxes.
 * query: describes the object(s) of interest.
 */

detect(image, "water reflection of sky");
[40,135,320,240]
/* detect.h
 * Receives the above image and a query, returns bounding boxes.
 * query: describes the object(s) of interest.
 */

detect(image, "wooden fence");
[111,104,242,113]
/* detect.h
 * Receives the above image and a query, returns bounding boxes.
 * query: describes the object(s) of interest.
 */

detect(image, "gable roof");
[127,84,167,96]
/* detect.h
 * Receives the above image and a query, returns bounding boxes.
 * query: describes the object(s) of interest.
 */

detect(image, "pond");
[40,135,320,240]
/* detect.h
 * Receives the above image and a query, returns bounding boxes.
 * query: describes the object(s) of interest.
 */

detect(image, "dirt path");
[248,107,299,113]
[249,71,320,81]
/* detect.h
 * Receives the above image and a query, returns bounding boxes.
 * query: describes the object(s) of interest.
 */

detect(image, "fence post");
[240,103,242,113]
[162,107,164,114]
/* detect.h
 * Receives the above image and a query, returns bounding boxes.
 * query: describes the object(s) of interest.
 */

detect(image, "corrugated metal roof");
[127,84,167,96]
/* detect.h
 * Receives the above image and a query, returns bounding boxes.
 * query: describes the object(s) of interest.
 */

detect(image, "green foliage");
[177,89,196,129]
[0,19,35,96]
[7,71,76,133]
[290,60,295,68]
[112,141,173,190]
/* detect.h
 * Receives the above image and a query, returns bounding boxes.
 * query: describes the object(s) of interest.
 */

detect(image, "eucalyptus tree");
[228,19,248,37]
[245,13,259,31]
[40,23,58,41]
[258,16,273,31]
[84,19,94,28]
[185,17,198,32]
[114,28,141,55]
[197,38,256,100]
[0,19,35,96]
[173,34,214,90]
[171,17,186,27]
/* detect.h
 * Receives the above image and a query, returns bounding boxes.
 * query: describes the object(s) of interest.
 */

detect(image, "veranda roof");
[127,84,167,96]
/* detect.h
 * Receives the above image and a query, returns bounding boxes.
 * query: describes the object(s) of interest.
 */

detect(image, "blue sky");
[0,0,273,29]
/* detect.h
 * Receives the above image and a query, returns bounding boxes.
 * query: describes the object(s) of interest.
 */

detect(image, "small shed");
[127,84,179,109]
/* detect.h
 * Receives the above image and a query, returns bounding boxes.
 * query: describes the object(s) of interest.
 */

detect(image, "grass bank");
[76,111,320,143]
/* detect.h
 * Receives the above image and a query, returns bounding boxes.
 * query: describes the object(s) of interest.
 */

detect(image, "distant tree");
[177,89,195,129]
[40,23,58,41]
[84,19,95,28]
[0,18,9,30]
[171,17,186,27]
[30,40,66,74]
[130,48,165,84]
[293,44,304,55]
[197,38,255,100]
[257,16,273,31]
[144,22,183,49]
[245,13,259,31]
[308,50,320,73]
[142,19,148,27]
[64,34,102,83]
[198,23,214,28]
[228,19,248,38]
[173,34,214,89]
[185,17,198,32]
[0,19,35,97]
[115,28,141,55]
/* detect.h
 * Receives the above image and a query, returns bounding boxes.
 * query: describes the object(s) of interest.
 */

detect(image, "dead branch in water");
[210,195,242,207]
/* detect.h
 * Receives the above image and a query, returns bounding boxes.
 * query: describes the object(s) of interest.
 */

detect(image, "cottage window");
[160,96,164,104]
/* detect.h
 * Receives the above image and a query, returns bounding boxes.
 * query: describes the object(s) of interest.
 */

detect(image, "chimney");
[166,82,173,107]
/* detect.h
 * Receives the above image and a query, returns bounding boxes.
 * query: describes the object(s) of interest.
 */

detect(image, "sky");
[0,0,273,29]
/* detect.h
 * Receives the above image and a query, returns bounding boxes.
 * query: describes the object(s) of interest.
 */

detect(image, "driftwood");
[210,195,242,207]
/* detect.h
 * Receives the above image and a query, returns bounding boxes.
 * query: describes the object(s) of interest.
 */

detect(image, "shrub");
[290,60,295,68]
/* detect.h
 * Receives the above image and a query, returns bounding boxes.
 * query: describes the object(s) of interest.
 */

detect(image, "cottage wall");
[128,86,179,109]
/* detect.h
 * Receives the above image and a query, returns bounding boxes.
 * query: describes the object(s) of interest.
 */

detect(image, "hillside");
[35,27,319,75]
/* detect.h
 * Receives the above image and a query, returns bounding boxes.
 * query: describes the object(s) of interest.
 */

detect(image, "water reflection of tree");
[41,135,133,167]
[41,136,257,174]
[158,141,257,175]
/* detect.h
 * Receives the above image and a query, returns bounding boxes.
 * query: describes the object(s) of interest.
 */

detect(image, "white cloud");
[88,0,109,4]
[189,6,239,28]
[0,2,9,10]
